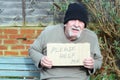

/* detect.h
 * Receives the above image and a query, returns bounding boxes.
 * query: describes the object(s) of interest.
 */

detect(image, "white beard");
[68,26,82,39]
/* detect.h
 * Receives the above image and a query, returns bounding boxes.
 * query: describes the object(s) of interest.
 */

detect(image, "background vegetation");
[52,0,120,79]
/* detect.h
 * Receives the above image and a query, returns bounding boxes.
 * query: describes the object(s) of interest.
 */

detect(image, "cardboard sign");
[47,43,90,66]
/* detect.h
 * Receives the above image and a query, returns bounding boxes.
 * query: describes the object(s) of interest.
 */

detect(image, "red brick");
[0,45,7,50]
[23,34,33,39]
[20,29,35,34]
[26,46,30,49]
[9,34,23,39]
[0,40,2,44]
[37,29,42,34]
[22,40,34,44]
[4,29,18,34]
[0,35,8,39]
[0,29,3,34]
[0,51,3,56]
[20,51,28,56]
[36,30,42,38]
[5,51,18,56]
[4,40,18,44]
[11,45,25,50]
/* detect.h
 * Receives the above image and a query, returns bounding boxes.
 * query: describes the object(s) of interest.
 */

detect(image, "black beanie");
[64,3,89,27]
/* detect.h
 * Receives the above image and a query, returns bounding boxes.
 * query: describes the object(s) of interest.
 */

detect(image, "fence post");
[22,0,26,26]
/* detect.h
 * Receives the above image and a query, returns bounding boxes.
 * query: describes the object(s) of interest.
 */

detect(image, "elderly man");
[29,2,103,80]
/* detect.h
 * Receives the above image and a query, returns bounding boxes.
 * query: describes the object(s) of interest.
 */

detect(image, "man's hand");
[83,57,94,69]
[41,56,52,68]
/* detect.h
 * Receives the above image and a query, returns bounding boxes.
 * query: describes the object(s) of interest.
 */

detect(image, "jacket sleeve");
[28,31,45,69]
[89,35,103,75]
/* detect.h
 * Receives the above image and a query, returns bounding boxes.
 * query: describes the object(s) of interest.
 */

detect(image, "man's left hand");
[83,57,94,69]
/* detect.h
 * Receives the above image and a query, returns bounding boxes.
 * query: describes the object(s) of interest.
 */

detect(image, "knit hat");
[64,3,89,27]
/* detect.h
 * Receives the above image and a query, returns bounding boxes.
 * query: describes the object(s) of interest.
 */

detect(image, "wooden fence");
[0,0,54,26]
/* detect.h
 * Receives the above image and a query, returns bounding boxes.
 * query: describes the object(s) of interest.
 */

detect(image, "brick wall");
[0,27,43,56]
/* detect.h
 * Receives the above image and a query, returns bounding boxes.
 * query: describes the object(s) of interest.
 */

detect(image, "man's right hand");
[40,56,53,68]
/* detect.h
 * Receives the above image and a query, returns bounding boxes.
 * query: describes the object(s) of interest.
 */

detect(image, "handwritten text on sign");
[47,43,90,66]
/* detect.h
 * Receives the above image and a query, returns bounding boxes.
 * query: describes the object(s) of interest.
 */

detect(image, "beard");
[68,25,82,39]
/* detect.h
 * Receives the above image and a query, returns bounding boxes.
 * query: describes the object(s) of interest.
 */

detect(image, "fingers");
[83,57,94,69]
[41,56,53,68]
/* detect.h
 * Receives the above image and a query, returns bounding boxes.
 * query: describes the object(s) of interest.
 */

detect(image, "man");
[29,2,103,80]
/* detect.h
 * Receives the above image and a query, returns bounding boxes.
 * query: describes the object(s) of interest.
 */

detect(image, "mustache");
[71,25,80,31]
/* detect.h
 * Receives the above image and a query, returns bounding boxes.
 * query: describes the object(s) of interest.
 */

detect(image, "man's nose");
[74,20,79,27]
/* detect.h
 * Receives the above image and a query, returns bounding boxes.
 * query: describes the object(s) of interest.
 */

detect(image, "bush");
[83,0,120,79]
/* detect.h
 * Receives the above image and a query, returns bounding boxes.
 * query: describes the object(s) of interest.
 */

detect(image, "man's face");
[64,20,85,40]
